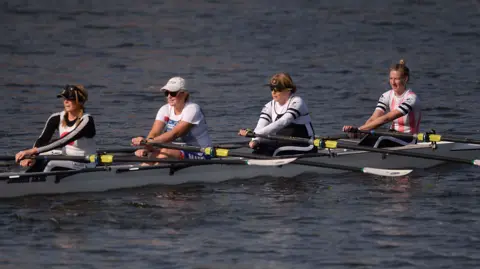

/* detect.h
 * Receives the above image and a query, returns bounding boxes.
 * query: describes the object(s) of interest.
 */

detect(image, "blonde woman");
[15,85,96,171]
[239,73,316,156]
[131,77,212,160]
[343,59,421,146]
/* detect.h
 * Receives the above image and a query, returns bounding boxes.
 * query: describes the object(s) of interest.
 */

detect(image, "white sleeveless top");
[375,89,421,134]
[155,102,212,147]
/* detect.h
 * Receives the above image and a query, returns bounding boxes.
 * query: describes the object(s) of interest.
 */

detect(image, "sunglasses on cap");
[164,90,182,97]
[57,85,86,103]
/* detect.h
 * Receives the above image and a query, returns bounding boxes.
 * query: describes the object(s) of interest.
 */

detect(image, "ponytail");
[61,106,85,127]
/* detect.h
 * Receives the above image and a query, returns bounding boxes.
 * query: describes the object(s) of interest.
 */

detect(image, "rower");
[15,85,97,172]
[343,59,421,148]
[131,77,213,160]
[238,72,316,156]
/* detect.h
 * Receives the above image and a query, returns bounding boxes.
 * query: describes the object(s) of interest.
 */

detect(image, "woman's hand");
[238,129,251,137]
[342,126,364,139]
[134,149,149,157]
[15,148,38,163]
[19,159,35,167]
[131,137,145,146]
[342,125,357,133]
[248,140,259,149]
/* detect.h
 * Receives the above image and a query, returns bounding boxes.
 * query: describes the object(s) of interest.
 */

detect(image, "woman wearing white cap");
[131,77,212,160]
[15,84,97,172]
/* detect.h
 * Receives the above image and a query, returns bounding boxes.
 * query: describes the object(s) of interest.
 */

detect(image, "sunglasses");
[164,91,181,97]
[269,86,291,93]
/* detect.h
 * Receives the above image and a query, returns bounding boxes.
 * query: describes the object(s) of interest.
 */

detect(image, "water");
[1,0,480,268]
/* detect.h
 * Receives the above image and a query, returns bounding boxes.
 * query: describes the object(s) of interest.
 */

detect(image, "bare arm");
[146,120,166,139]
[151,121,193,143]
[359,110,403,130]
[364,109,385,125]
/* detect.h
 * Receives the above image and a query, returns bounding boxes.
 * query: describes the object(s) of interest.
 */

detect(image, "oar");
[96,141,249,154]
[148,142,413,177]
[9,154,297,167]
[96,147,139,154]
[247,133,480,166]
[0,141,252,162]
[348,129,480,145]
[0,149,141,161]
[0,156,296,181]
[0,167,111,180]
[289,159,411,176]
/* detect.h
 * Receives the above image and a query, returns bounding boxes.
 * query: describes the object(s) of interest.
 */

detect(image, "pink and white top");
[375,89,421,134]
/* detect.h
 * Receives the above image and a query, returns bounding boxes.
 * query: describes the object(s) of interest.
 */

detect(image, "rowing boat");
[1,140,479,199]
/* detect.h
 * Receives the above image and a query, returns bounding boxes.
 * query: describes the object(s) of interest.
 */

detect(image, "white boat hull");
[1,141,479,198]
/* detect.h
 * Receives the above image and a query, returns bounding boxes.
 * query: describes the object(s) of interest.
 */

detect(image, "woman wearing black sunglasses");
[238,73,316,156]
[15,85,97,171]
[131,77,212,160]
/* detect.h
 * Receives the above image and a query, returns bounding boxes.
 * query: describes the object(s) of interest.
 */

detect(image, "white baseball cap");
[160,77,186,92]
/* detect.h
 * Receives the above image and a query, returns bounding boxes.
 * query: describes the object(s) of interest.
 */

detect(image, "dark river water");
[0,0,479,268]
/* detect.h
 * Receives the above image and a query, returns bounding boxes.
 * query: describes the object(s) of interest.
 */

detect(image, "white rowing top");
[155,102,212,147]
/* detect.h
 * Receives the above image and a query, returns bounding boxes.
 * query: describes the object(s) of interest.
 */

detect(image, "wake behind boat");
[1,140,479,199]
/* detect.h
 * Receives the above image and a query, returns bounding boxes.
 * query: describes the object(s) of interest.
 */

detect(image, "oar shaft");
[249,132,477,166]
[356,129,480,144]
[293,159,362,173]
[1,167,110,180]
[332,141,474,165]
[245,133,312,144]
[357,130,415,140]
[96,147,138,154]
[148,142,255,158]
[436,135,480,144]
[105,156,251,165]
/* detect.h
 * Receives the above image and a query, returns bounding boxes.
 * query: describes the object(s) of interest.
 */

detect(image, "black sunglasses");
[269,85,290,93]
[164,91,180,97]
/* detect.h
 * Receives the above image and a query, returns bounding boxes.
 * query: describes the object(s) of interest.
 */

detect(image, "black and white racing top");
[253,95,315,140]
[33,111,97,156]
